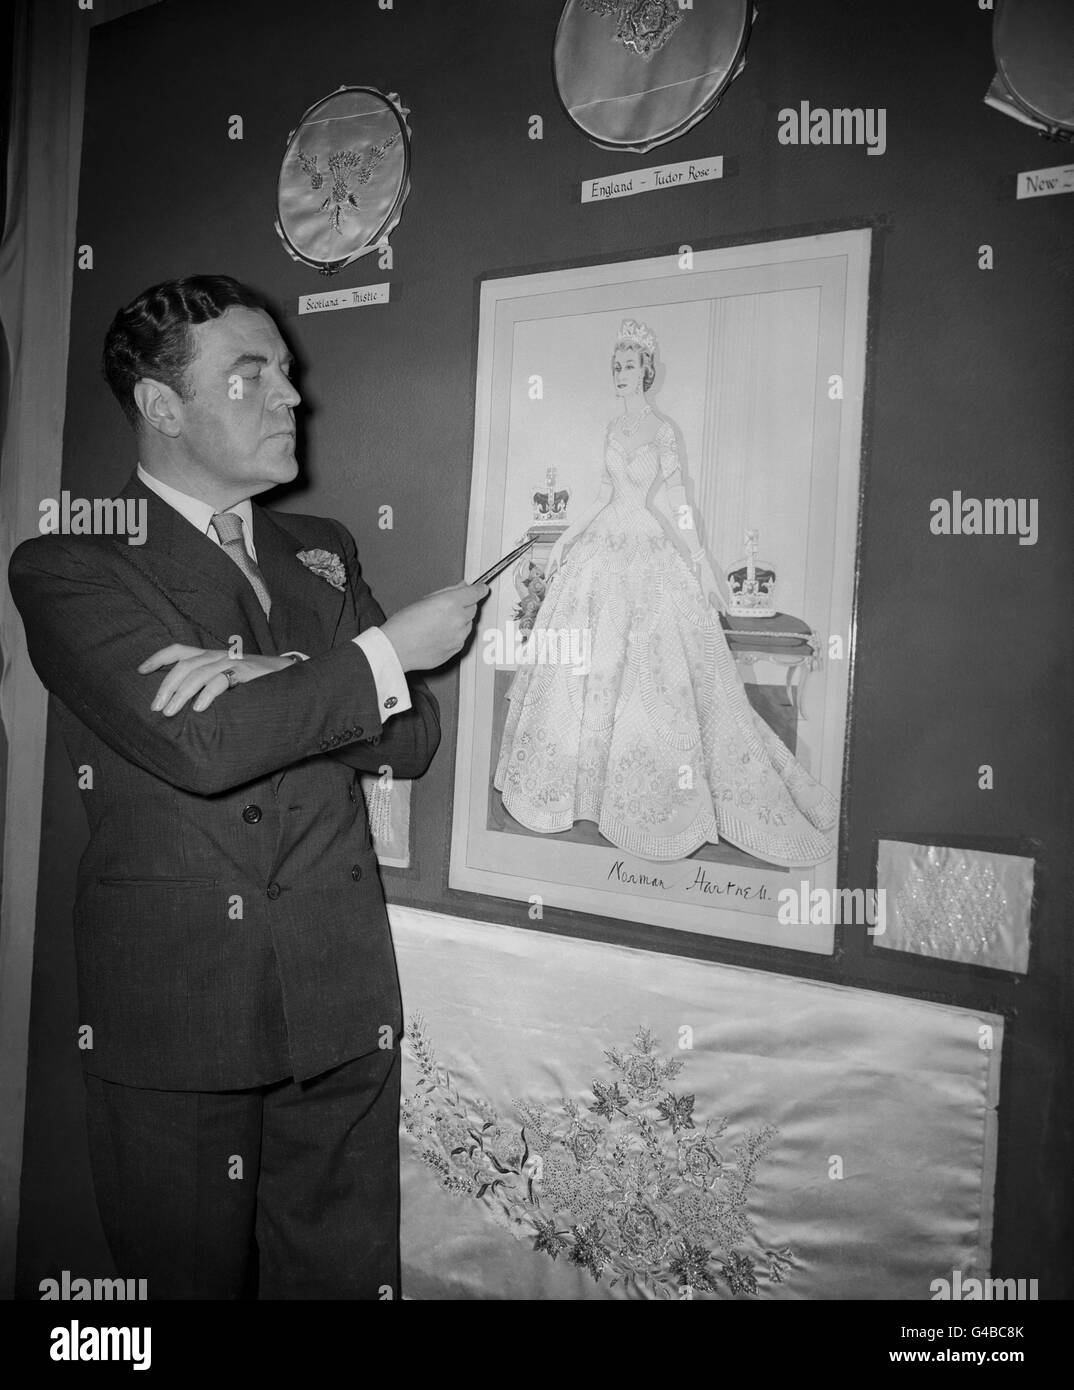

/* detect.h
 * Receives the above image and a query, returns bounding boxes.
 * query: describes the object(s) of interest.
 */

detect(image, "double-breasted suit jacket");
[9,472,439,1091]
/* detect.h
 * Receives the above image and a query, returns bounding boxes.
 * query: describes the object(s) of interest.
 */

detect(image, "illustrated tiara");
[617,318,656,355]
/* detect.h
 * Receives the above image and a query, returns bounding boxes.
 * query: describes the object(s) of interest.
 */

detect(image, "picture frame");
[450,229,872,952]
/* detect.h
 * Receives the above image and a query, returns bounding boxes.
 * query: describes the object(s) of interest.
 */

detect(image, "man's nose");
[275,376,302,408]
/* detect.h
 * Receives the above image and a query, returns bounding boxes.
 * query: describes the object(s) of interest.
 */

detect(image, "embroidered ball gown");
[493,419,837,865]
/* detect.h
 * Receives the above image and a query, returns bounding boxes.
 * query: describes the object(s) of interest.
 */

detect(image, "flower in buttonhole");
[296,548,346,590]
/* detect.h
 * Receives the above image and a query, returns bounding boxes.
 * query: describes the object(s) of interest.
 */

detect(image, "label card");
[581,155,723,203]
[1016,164,1074,200]
[297,282,390,315]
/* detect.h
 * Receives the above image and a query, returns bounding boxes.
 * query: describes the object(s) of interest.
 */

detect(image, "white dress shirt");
[136,464,411,721]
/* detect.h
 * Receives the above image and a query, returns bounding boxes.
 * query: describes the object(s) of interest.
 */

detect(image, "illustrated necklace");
[619,402,652,437]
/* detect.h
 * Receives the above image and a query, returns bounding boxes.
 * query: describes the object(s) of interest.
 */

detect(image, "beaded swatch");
[876,840,1034,972]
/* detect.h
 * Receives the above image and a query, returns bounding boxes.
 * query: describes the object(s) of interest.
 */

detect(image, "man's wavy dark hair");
[102,275,268,429]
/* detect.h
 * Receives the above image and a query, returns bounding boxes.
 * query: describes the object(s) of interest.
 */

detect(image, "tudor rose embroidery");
[582,0,686,58]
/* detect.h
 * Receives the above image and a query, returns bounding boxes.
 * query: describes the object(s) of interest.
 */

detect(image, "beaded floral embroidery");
[296,548,346,591]
[297,136,400,236]
[582,0,686,59]
[402,1021,792,1296]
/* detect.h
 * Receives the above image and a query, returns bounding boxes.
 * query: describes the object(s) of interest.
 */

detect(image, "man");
[8,275,487,1299]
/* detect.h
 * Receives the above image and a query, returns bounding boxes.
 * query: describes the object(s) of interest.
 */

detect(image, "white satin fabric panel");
[392,906,1001,1300]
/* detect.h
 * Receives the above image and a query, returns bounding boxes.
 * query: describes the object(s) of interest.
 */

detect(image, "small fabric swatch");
[362,774,412,869]
[876,839,1034,973]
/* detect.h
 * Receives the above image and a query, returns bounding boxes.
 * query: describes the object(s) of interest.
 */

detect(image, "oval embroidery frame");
[992,0,1074,137]
[553,0,751,153]
[275,86,412,275]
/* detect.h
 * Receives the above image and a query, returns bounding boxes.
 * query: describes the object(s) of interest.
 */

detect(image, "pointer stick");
[470,537,535,587]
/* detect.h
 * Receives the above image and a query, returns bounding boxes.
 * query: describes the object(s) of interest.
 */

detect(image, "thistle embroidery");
[296,548,346,591]
[297,135,400,235]
[582,0,685,59]
[402,1021,791,1297]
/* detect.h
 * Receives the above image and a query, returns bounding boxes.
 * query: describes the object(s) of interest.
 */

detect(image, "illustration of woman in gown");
[492,320,837,866]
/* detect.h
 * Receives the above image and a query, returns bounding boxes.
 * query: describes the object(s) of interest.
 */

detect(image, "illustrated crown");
[532,465,570,521]
[726,528,777,618]
[617,318,656,356]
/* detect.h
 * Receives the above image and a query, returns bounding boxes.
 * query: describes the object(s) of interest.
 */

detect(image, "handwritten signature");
[607,860,771,902]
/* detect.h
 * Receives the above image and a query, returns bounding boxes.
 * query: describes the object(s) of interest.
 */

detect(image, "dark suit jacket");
[8,472,440,1090]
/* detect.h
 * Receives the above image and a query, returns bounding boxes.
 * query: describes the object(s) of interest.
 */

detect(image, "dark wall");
[16,0,1072,1296]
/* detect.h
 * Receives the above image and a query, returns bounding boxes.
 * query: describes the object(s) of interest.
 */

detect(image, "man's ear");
[133,378,182,438]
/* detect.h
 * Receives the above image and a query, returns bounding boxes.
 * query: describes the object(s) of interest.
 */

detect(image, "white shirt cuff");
[352,627,412,721]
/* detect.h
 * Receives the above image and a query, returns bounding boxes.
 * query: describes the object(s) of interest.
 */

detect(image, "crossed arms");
[9,524,440,797]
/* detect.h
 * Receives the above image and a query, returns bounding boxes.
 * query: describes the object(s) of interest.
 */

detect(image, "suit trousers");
[83,1046,401,1300]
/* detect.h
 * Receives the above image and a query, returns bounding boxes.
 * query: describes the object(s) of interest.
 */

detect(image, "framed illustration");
[450,230,871,952]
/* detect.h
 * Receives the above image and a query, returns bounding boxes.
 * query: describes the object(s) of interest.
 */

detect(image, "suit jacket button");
[266,882,281,899]
[351,865,363,882]
[242,804,262,824]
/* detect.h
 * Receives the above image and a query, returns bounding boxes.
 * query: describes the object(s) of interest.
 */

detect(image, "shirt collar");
[137,463,257,559]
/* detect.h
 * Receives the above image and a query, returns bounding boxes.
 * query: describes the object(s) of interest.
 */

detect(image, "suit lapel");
[119,473,276,655]
[251,505,348,798]
[252,504,346,655]
[116,475,348,798]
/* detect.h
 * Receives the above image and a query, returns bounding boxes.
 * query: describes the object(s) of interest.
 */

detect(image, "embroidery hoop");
[992,0,1074,139]
[553,0,752,152]
[274,86,412,275]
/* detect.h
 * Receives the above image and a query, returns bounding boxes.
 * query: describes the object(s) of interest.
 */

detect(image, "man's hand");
[380,582,489,672]
[138,644,296,715]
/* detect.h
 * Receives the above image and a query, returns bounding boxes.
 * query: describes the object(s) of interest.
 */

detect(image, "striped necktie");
[210,511,272,619]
